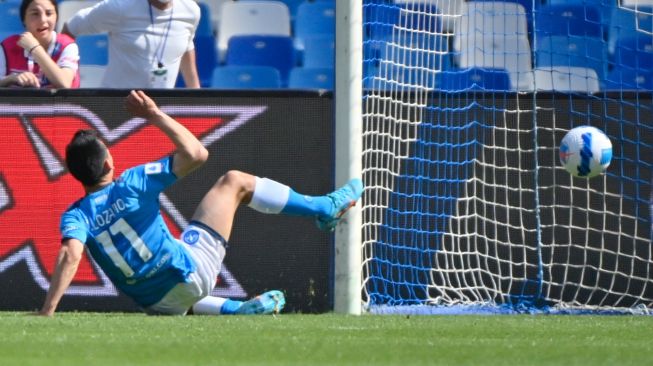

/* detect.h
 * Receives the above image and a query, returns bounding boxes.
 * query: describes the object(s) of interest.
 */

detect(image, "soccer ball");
[559,126,612,178]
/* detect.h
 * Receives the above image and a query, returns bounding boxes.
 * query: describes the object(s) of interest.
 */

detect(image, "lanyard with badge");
[149,2,173,88]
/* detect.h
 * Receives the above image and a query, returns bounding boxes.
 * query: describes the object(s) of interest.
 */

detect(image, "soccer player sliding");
[38,90,363,316]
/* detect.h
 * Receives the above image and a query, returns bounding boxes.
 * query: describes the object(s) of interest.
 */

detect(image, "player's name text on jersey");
[90,198,128,231]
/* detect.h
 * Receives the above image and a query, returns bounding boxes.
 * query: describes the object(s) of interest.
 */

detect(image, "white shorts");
[145,221,227,315]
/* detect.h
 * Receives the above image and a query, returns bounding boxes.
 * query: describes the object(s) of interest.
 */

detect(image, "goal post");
[358,0,653,314]
[334,0,364,314]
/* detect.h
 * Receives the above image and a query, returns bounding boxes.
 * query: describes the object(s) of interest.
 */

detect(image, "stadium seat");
[201,0,232,32]
[612,33,653,70]
[392,0,464,33]
[56,0,100,32]
[0,32,14,44]
[0,2,23,33]
[535,4,603,39]
[217,1,291,62]
[546,0,614,32]
[603,67,653,90]
[379,35,452,72]
[294,0,335,51]
[454,1,529,53]
[533,66,600,93]
[302,35,334,68]
[210,65,282,89]
[276,0,305,22]
[193,34,218,87]
[535,35,608,80]
[79,64,106,88]
[225,35,295,85]
[608,5,653,54]
[196,1,214,36]
[457,35,534,90]
[469,0,538,37]
[435,67,512,91]
[75,34,108,65]
[622,0,653,5]
[288,67,334,90]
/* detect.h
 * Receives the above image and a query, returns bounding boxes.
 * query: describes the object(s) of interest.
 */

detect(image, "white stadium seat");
[217,1,291,62]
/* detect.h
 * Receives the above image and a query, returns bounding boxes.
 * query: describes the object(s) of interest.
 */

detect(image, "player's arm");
[38,238,84,316]
[180,49,200,89]
[125,90,208,178]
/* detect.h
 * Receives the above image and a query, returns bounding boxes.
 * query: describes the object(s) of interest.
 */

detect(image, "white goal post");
[334,0,364,314]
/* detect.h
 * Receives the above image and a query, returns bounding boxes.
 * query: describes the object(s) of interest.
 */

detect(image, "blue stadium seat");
[603,68,653,90]
[608,5,653,54]
[210,65,282,89]
[535,35,607,80]
[0,2,23,33]
[226,35,296,85]
[75,34,108,65]
[535,4,603,38]
[612,33,653,70]
[295,0,335,50]
[435,67,512,91]
[303,35,334,68]
[194,34,218,87]
[0,32,14,44]
[288,67,334,90]
[546,0,614,32]
[196,1,214,36]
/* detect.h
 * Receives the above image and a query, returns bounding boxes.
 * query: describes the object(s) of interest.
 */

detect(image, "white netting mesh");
[362,0,653,313]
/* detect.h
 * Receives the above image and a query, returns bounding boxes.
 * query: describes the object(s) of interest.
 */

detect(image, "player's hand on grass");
[125,90,161,119]
[33,309,54,317]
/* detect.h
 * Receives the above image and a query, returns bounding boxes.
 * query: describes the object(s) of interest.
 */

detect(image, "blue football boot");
[235,290,285,315]
[316,178,364,231]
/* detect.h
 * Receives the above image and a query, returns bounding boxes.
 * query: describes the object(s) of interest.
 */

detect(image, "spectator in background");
[62,0,200,89]
[0,0,80,89]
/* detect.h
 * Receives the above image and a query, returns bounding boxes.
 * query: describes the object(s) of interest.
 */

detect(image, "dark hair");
[65,130,109,187]
[20,0,58,25]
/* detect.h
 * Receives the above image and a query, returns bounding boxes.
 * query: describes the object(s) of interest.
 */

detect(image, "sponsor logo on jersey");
[145,162,163,175]
[62,225,79,234]
[93,194,108,205]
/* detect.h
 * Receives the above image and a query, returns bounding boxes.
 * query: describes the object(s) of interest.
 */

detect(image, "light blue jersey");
[60,156,196,307]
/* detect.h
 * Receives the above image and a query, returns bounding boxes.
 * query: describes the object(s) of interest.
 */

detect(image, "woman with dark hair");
[0,0,80,88]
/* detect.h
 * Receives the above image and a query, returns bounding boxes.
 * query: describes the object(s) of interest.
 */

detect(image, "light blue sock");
[221,299,244,315]
[248,177,332,217]
[281,189,332,216]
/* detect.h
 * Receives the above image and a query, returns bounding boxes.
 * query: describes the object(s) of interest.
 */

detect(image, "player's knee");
[216,170,254,193]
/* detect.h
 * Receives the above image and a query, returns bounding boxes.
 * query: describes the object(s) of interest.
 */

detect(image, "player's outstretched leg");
[315,179,364,231]
[234,290,286,315]
[247,176,364,232]
[194,172,364,241]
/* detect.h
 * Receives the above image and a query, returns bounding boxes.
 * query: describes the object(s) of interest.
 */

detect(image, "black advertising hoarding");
[0,89,334,313]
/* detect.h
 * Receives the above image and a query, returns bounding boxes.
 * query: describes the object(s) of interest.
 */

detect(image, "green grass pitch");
[1,312,651,366]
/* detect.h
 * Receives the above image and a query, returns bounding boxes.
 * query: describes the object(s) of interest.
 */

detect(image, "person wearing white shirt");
[63,0,201,89]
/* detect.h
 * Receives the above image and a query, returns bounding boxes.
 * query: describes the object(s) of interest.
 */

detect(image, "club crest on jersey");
[145,162,163,175]
[183,230,200,245]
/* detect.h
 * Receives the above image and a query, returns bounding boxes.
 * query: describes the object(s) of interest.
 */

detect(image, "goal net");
[361,0,653,314]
